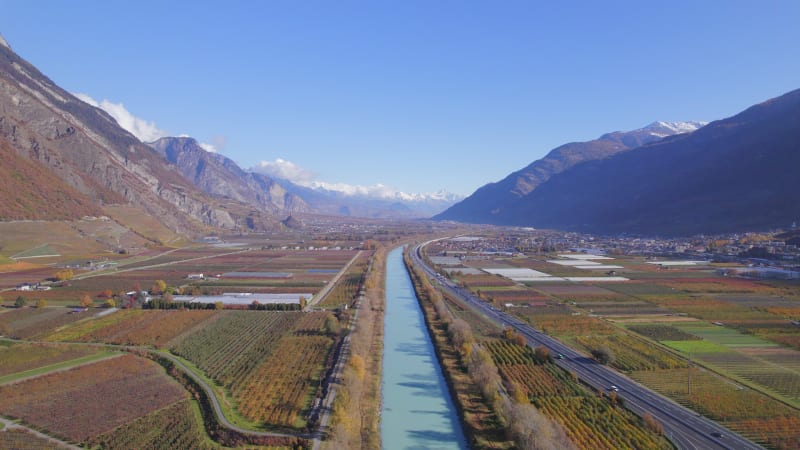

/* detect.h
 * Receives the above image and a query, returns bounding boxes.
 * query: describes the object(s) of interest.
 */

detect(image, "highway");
[410,242,762,450]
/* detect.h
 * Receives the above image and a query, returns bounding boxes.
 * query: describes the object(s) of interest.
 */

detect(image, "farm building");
[221,272,293,279]
[173,292,312,306]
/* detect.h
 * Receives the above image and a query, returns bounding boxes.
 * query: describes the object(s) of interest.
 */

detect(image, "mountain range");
[0,38,457,244]
[0,37,262,235]
[437,90,800,236]
[436,121,706,224]
[2,35,798,239]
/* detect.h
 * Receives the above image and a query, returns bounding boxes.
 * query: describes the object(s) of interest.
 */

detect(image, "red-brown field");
[0,307,93,339]
[0,354,187,442]
[479,288,548,304]
[43,309,217,348]
[531,284,620,297]
[0,427,71,450]
[458,274,517,288]
[0,342,99,377]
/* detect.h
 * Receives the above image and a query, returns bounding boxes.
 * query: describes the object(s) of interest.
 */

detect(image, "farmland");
[43,309,217,348]
[424,234,800,448]
[0,427,71,450]
[0,342,100,377]
[0,307,93,339]
[3,246,361,307]
[486,338,673,449]
[0,228,385,449]
[0,354,187,442]
[171,310,337,430]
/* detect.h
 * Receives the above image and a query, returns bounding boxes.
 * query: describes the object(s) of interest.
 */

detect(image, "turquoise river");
[380,247,467,450]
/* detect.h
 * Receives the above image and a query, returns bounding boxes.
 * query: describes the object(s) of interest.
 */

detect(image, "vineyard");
[0,354,187,442]
[87,399,218,450]
[42,309,217,348]
[632,368,800,449]
[317,273,361,308]
[0,342,99,377]
[42,309,143,342]
[0,428,70,450]
[529,313,618,337]
[233,335,333,427]
[485,339,672,450]
[627,324,701,342]
[573,334,686,372]
[170,311,301,388]
[0,307,91,339]
[170,310,336,428]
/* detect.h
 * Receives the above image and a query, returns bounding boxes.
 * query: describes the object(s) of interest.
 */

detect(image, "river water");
[380,247,467,450]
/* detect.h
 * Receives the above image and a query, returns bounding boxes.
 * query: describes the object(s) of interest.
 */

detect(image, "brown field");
[0,354,187,442]
[459,274,517,288]
[531,284,619,297]
[0,342,100,377]
[9,248,360,305]
[479,288,547,303]
[0,428,71,450]
[44,310,217,348]
[632,368,800,449]
[0,307,93,339]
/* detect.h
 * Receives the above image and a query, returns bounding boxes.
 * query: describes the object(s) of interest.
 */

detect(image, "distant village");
[430,226,800,280]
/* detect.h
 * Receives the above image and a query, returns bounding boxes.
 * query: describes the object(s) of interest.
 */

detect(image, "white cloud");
[252,158,318,185]
[198,142,218,153]
[196,136,227,154]
[73,92,167,143]
[251,158,460,202]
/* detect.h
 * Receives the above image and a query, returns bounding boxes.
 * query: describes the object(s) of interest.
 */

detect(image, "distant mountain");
[149,137,308,214]
[436,121,705,223]
[274,180,461,218]
[443,89,800,236]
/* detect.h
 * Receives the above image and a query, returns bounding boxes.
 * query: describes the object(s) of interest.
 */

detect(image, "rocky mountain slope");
[0,39,282,235]
[443,89,800,236]
[436,121,704,223]
[149,136,308,214]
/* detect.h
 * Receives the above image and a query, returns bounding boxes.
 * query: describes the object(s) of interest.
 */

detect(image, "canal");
[380,247,467,450]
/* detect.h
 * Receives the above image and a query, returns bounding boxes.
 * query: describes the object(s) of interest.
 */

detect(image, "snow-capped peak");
[308,182,462,203]
[642,120,708,137]
[0,34,10,50]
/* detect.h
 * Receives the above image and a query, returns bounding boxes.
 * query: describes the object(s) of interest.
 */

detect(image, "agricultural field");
[0,342,100,377]
[318,272,361,308]
[457,273,517,289]
[3,247,360,307]
[658,322,800,406]
[0,354,187,443]
[170,310,337,429]
[43,309,218,348]
[0,427,71,450]
[317,250,370,308]
[0,307,93,339]
[87,399,218,450]
[485,339,673,450]
[632,368,800,449]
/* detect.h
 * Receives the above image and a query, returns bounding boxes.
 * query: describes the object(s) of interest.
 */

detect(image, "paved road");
[410,241,762,450]
[0,417,82,450]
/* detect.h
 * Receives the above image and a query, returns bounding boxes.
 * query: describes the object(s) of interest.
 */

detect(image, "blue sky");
[2,1,799,197]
